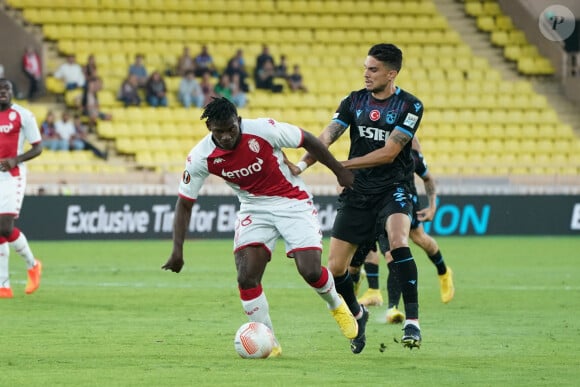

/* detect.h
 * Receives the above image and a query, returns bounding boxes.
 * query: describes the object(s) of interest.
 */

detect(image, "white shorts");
[0,174,26,218]
[234,199,323,257]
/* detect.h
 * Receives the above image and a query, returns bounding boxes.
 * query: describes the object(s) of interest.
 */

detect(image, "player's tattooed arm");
[342,130,412,169]
[424,178,436,199]
[390,131,411,147]
[300,121,347,168]
[323,121,348,145]
[418,174,438,221]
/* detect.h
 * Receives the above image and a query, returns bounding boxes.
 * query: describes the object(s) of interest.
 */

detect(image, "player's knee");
[237,276,260,289]
[296,262,321,283]
[327,258,349,277]
[300,269,320,284]
[0,225,13,238]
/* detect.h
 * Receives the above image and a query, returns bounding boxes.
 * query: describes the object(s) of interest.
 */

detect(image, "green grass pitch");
[1,237,578,386]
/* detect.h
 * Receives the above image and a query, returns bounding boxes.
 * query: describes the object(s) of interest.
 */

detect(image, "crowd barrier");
[18,195,580,240]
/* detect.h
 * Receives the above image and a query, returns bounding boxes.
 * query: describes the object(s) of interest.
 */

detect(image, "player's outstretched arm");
[162,196,194,273]
[301,130,354,188]
[296,121,348,173]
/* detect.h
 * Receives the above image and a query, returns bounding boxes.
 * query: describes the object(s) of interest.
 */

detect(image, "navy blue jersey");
[334,87,423,194]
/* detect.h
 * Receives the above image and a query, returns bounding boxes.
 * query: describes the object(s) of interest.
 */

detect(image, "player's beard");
[369,79,395,97]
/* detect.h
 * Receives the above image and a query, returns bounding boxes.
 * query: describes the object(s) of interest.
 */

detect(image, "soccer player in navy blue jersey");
[382,138,454,319]
[350,137,455,325]
[296,43,424,350]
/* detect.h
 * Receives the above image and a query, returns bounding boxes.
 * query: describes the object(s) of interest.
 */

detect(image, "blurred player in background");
[350,137,455,324]
[162,97,358,356]
[295,43,424,350]
[0,78,43,298]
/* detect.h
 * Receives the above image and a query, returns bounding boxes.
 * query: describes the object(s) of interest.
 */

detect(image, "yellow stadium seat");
[465,2,484,17]
[45,76,65,94]
[496,15,514,30]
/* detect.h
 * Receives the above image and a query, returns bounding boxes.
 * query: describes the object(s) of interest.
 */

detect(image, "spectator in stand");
[287,64,308,92]
[178,70,204,108]
[194,45,218,78]
[82,77,112,130]
[199,70,216,107]
[255,44,274,78]
[40,110,67,151]
[118,74,141,107]
[22,46,42,100]
[275,54,289,79]
[55,111,81,150]
[145,71,168,107]
[176,46,196,77]
[83,54,98,80]
[228,48,247,73]
[225,56,249,93]
[72,114,108,160]
[255,59,282,92]
[214,73,232,101]
[128,54,148,87]
[229,73,247,108]
[54,54,85,91]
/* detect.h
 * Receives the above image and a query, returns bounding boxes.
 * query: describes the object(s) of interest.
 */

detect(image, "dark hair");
[201,97,237,126]
[0,78,12,87]
[368,44,403,72]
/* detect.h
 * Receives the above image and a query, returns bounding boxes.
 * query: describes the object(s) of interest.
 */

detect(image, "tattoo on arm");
[424,177,437,207]
[391,131,411,147]
[325,122,348,145]
[302,122,347,165]
[424,180,436,198]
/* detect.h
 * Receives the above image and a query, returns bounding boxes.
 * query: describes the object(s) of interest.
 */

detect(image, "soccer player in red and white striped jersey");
[0,78,43,298]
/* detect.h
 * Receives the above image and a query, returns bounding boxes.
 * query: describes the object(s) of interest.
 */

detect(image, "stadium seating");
[466,0,555,76]
[5,0,579,178]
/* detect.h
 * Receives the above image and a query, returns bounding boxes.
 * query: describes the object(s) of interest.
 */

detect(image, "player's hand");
[0,158,15,172]
[336,167,354,189]
[284,158,302,176]
[161,254,184,273]
[417,207,436,222]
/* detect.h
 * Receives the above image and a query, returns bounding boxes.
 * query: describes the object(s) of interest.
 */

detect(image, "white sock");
[241,291,275,334]
[404,319,420,329]
[311,266,342,310]
[9,232,36,269]
[0,242,10,288]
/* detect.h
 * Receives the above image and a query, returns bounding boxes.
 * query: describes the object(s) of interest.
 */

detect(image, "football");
[233,321,275,359]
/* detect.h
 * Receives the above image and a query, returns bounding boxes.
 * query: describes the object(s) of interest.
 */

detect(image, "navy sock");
[364,262,379,289]
[428,250,447,275]
[391,247,418,319]
[334,271,361,317]
[386,261,401,308]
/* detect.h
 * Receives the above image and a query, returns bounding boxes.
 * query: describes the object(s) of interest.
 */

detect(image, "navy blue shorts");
[332,185,414,246]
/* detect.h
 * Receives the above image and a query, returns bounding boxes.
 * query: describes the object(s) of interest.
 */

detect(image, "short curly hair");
[200,97,238,128]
